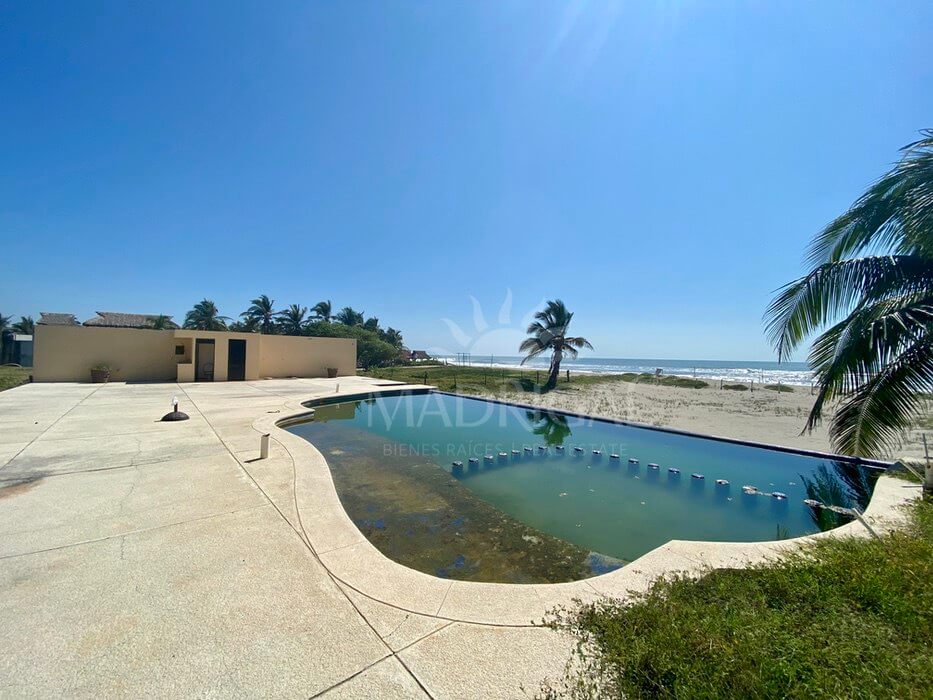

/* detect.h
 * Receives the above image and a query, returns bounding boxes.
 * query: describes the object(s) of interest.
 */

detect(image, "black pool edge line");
[281,386,892,471]
[433,390,893,470]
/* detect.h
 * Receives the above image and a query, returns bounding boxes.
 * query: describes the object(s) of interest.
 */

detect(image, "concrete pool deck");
[0,378,919,697]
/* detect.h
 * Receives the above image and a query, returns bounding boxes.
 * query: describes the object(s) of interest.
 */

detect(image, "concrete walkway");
[0,378,917,697]
[0,378,572,698]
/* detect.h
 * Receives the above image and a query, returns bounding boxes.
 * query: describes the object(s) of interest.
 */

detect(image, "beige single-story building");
[33,324,356,383]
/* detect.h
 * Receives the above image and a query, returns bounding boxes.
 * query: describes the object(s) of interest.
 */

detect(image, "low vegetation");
[722,382,749,391]
[362,365,713,395]
[541,499,932,699]
[616,372,708,389]
[0,366,31,392]
[180,295,409,369]
[765,383,795,393]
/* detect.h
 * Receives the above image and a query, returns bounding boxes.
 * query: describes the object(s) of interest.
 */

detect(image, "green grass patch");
[361,365,708,395]
[541,499,933,699]
[722,382,749,391]
[0,366,31,392]
[765,383,795,393]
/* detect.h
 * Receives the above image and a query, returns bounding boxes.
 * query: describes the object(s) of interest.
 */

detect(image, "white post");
[260,433,270,460]
[923,433,933,495]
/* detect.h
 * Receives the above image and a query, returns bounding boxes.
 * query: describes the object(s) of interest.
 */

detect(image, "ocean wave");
[431,356,813,386]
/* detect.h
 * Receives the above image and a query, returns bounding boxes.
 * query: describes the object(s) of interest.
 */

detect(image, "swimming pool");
[284,391,884,584]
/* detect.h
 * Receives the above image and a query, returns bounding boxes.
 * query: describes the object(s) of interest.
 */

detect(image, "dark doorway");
[227,339,246,381]
[195,339,215,382]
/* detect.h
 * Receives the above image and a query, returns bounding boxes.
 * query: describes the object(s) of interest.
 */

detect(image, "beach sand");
[485,379,929,462]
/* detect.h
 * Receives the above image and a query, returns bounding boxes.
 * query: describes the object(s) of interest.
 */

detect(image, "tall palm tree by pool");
[519,299,593,390]
[312,300,332,322]
[183,299,229,330]
[277,304,308,335]
[243,294,277,334]
[765,130,933,457]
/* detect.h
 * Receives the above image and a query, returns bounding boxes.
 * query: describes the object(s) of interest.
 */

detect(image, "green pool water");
[285,391,882,583]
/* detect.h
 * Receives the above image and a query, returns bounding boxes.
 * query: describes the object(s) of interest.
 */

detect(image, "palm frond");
[764,254,933,360]
[829,336,933,456]
[806,130,933,265]
[804,293,933,432]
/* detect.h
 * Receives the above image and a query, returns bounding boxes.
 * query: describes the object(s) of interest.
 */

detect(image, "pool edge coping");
[255,383,921,627]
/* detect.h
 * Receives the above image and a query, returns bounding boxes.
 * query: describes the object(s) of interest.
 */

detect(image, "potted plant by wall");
[90,364,111,383]
[326,367,338,378]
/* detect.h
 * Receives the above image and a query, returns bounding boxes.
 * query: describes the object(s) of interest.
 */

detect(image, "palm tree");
[11,316,34,334]
[383,327,404,348]
[183,299,229,330]
[147,314,177,330]
[765,130,933,458]
[519,299,593,390]
[277,304,308,335]
[363,316,380,333]
[0,313,11,334]
[228,317,259,333]
[335,306,364,326]
[242,294,277,334]
[527,410,572,446]
[312,300,332,322]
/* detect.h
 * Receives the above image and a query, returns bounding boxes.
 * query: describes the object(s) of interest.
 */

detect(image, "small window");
[175,345,185,356]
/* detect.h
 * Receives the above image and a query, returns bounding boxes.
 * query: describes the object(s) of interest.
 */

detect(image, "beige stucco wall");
[258,335,356,378]
[33,325,179,382]
[174,330,262,381]
[34,326,357,383]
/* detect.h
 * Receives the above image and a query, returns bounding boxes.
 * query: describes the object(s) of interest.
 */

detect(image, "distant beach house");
[32,310,357,383]
[0,332,33,366]
[399,348,432,362]
[38,312,79,326]
[83,311,174,329]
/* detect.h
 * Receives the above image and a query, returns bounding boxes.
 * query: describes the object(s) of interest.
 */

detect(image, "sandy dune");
[487,379,929,462]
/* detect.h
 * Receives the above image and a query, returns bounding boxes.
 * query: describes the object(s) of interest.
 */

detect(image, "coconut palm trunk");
[546,348,563,390]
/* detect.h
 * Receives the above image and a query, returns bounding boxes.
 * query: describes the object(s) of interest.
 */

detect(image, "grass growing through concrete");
[0,366,31,392]
[541,499,932,699]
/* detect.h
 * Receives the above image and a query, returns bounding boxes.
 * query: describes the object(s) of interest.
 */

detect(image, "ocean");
[432,356,813,386]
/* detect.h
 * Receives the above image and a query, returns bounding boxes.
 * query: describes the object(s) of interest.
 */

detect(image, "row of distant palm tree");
[181,296,404,347]
[0,314,35,335]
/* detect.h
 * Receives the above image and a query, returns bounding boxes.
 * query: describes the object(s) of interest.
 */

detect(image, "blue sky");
[2,2,930,361]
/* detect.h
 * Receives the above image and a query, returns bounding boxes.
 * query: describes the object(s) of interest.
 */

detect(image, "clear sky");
[2,1,930,361]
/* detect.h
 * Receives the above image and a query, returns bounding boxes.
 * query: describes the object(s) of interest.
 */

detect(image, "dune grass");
[541,498,932,699]
[765,383,795,393]
[0,366,31,392]
[362,365,709,395]
[722,382,750,391]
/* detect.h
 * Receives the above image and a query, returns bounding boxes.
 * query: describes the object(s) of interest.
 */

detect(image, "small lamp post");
[161,394,190,422]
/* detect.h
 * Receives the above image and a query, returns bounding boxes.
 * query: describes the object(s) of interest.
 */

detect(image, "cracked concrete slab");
[0,378,916,698]
[317,656,429,699]
[399,623,574,699]
[0,506,388,697]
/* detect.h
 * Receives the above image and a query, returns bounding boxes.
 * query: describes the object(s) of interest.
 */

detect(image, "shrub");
[765,383,794,393]
[541,500,933,699]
